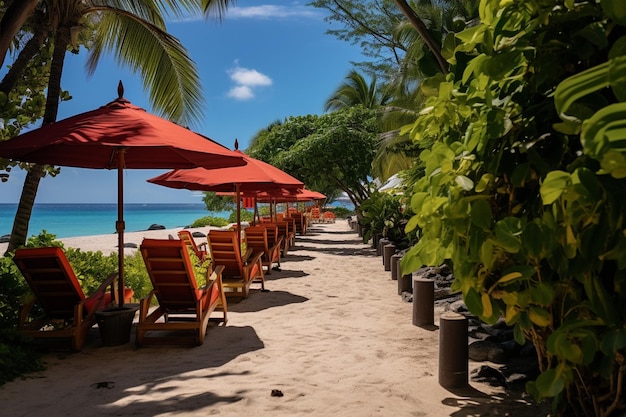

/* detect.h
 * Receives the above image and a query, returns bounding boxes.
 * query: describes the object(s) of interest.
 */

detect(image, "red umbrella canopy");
[254,188,326,202]
[147,149,304,193]
[0,93,245,170]
[0,83,246,309]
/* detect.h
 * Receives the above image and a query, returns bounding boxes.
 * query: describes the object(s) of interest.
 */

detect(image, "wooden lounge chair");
[12,247,122,351]
[322,211,336,223]
[290,211,306,235]
[310,207,321,223]
[137,239,227,346]
[244,225,282,274]
[207,229,265,298]
[275,221,293,256]
[177,230,209,263]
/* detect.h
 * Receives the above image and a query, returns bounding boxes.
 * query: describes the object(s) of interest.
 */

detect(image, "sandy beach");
[0,220,550,416]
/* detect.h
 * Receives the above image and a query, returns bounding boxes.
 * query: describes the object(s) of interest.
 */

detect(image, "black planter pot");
[95,306,138,346]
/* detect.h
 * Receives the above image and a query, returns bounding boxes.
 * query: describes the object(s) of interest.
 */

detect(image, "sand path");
[0,220,549,416]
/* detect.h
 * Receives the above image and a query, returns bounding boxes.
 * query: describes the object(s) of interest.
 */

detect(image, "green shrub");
[189,216,229,228]
[325,206,353,218]
[228,209,254,223]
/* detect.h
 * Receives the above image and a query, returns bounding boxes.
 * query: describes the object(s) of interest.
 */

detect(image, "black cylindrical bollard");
[439,312,469,389]
[378,238,389,258]
[383,243,396,271]
[390,254,401,280]
[412,278,434,326]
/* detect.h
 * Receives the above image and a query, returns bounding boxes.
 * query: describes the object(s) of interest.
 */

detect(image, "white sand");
[0,221,549,416]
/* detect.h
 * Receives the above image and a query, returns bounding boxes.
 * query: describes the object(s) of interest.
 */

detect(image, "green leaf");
[523,221,545,258]
[528,305,552,327]
[535,367,566,398]
[540,171,571,205]
[554,61,610,115]
[581,102,626,159]
[494,217,524,253]
[455,175,474,191]
[465,287,483,317]
[600,329,626,356]
[514,322,526,345]
[602,0,626,26]
[471,199,492,229]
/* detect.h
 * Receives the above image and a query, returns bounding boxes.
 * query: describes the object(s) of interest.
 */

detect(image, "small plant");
[190,216,229,228]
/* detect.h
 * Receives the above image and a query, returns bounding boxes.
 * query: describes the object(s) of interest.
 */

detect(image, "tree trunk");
[5,26,68,254]
[5,164,44,254]
[392,0,449,74]
[0,0,38,69]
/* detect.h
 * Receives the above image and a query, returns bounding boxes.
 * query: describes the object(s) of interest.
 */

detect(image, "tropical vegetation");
[2,0,626,415]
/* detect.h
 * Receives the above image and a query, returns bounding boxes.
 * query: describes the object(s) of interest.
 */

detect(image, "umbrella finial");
[234,138,239,150]
[118,81,124,98]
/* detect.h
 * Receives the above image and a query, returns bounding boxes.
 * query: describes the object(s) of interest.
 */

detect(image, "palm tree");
[3,0,237,254]
[324,70,392,112]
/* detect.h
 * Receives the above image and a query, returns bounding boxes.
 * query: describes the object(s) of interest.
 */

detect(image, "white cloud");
[230,67,272,87]
[228,4,320,19]
[227,65,273,101]
[227,85,255,100]
[172,3,320,23]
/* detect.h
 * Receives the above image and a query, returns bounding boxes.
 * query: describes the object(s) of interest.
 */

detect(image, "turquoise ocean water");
[0,203,230,239]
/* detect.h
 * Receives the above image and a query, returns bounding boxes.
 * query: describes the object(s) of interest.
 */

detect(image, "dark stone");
[192,231,206,238]
[123,242,137,248]
[0,234,10,243]
[148,224,165,230]
[471,365,508,388]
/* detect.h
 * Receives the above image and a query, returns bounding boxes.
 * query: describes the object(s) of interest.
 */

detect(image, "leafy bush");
[228,209,254,224]
[0,252,44,386]
[400,1,626,415]
[325,206,353,219]
[189,216,229,228]
[357,191,414,249]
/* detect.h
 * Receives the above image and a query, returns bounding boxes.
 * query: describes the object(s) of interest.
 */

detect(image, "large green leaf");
[535,366,566,398]
[540,171,571,205]
[471,199,492,229]
[494,217,524,253]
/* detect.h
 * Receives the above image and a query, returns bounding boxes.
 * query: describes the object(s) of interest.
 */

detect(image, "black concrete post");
[383,243,396,271]
[412,278,434,326]
[438,312,468,389]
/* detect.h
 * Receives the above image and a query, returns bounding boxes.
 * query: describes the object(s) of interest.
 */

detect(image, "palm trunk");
[0,0,38,69]
[5,27,68,254]
[393,0,449,74]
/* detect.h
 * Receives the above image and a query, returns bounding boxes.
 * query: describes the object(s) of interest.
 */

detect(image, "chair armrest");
[83,271,119,312]
[244,250,263,267]
[242,247,253,262]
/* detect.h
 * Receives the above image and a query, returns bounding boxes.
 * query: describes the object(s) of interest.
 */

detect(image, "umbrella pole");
[236,183,241,249]
[117,150,126,308]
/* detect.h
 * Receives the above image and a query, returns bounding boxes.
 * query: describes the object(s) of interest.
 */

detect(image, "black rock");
[0,234,10,243]
[148,224,165,230]
[192,231,206,238]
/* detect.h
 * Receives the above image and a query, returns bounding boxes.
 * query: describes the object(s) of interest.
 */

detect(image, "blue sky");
[3,1,365,204]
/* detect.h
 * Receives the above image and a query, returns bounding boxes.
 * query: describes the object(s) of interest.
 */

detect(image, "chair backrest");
[13,247,85,318]
[207,229,244,278]
[323,211,336,222]
[276,221,289,242]
[262,224,279,247]
[177,230,203,258]
[140,239,201,310]
[244,226,269,259]
[311,207,321,220]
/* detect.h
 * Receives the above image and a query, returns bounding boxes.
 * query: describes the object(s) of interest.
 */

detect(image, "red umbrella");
[147,140,303,244]
[0,82,246,307]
